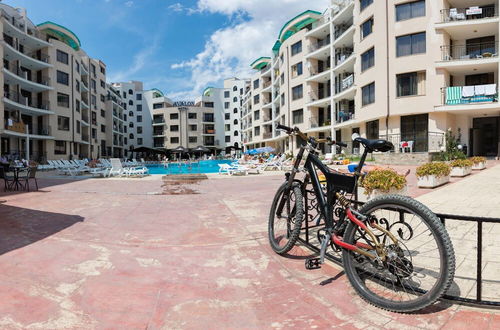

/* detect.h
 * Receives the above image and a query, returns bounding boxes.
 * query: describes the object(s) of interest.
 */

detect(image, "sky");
[3,0,330,100]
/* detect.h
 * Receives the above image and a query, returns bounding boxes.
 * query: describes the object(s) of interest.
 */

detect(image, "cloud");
[125,1,133,7]
[169,0,330,99]
[168,3,184,12]
[108,39,159,82]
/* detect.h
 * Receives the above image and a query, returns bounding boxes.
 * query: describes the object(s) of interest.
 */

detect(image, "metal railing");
[334,22,353,39]
[380,132,445,152]
[4,90,50,110]
[263,80,272,89]
[263,132,273,139]
[0,9,45,41]
[335,74,355,93]
[441,86,498,105]
[308,90,331,103]
[4,67,51,86]
[309,66,331,76]
[336,111,355,123]
[441,42,498,61]
[308,38,330,53]
[440,7,497,23]
[335,52,353,66]
[309,118,331,128]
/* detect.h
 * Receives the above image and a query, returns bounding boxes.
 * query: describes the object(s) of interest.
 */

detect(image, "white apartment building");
[111,81,153,156]
[0,4,116,161]
[243,0,500,158]
[198,77,249,151]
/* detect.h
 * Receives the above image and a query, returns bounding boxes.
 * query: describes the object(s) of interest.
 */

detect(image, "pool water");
[146,160,233,175]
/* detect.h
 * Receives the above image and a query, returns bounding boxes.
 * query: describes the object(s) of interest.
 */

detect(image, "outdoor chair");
[0,167,15,191]
[22,166,38,191]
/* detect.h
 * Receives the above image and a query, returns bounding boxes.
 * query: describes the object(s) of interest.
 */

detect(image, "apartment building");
[111,81,153,156]
[0,4,113,161]
[199,77,249,151]
[243,0,500,158]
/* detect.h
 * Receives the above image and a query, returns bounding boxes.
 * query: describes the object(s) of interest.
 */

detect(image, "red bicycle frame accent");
[331,208,373,252]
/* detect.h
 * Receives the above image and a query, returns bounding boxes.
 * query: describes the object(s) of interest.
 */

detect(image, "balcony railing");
[4,90,50,110]
[310,118,331,128]
[0,9,45,41]
[441,42,498,61]
[204,129,216,134]
[308,38,330,53]
[336,74,355,94]
[3,39,50,63]
[336,111,355,123]
[335,51,353,66]
[441,85,498,105]
[308,66,331,76]
[334,22,353,39]
[153,118,165,124]
[5,67,50,86]
[263,132,273,139]
[203,116,215,122]
[440,6,497,23]
[263,80,272,89]
[381,132,445,153]
[82,134,90,142]
[308,90,331,103]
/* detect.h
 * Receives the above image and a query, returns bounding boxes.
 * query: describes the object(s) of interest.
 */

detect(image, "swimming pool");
[146,160,233,175]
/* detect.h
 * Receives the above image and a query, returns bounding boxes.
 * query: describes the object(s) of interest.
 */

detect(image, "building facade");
[243,0,500,157]
[0,4,115,161]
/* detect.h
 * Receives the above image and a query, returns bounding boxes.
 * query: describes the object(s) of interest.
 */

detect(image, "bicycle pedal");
[305,257,322,270]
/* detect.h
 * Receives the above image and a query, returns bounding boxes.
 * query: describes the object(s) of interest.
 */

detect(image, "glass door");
[401,114,428,152]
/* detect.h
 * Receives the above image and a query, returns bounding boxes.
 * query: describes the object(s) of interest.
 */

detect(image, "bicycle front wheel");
[342,195,455,312]
[268,182,304,255]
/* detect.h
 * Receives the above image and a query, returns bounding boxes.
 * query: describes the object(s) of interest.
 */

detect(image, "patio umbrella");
[256,146,275,154]
[171,146,187,153]
[192,145,209,153]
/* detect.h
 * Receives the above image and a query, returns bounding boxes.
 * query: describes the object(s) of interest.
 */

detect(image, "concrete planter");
[450,166,472,177]
[367,186,408,200]
[472,162,486,170]
[417,175,449,188]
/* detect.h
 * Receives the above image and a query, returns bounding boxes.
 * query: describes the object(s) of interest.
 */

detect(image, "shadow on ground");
[0,200,84,255]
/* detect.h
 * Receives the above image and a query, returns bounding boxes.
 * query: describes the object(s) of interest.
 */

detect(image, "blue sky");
[3,0,329,100]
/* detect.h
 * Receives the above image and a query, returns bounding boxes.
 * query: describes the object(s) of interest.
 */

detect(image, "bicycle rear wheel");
[268,182,304,255]
[342,195,455,312]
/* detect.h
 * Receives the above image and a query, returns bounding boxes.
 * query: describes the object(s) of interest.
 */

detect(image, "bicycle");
[268,124,455,312]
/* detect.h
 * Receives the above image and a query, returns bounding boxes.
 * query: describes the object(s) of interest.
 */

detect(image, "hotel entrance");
[470,117,499,157]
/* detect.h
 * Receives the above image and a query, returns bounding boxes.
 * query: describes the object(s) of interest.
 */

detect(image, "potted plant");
[450,159,473,177]
[360,169,407,200]
[470,156,487,170]
[416,162,451,188]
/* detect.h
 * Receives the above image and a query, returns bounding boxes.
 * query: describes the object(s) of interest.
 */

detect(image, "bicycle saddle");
[354,137,393,152]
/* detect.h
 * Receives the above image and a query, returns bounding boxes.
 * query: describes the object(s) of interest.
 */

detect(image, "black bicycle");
[268,124,455,312]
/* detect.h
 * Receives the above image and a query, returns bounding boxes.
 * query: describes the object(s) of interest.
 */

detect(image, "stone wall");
[373,152,436,165]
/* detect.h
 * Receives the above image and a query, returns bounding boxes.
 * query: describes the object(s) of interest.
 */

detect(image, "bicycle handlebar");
[275,124,346,148]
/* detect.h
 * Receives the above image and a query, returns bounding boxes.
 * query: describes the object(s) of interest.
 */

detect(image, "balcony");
[263,132,273,140]
[3,90,52,116]
[203,128,216,134]
[2,40,51,71]
[382,132,445,153]
[308,38,330,53]
[307,39,331,60]
[440,85,498,110]
[3,120,53,139]
[307,66,331,83]
[308,118,331,132]
[307,89,331,107]
[332,23,354,48]
[440,42,498,61]
[82,134,90,143]
[153,118,166,125]
[440,6,497,23]
[2,67,52,92]
[203,115,215,123]
[0,9,51,49]
[336,111,355,124]
[334,74,355,100]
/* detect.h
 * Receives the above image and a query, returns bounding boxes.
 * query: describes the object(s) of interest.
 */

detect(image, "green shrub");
[450,159,473,168]
[361,169,407,195]
[416,162,451,178]
[437,128,466,161]
[470,156,486,165]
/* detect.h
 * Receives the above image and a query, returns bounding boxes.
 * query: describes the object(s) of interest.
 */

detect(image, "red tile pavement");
[0,173,497,328]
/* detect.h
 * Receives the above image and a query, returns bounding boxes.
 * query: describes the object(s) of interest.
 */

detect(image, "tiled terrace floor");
[0,166,498,329]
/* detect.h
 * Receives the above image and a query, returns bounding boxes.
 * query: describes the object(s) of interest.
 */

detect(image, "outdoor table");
[7,166,27,191]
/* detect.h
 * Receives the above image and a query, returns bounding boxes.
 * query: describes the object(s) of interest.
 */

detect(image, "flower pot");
[417,175,449,188]
[367,186,408,200]
[450,166,472,177]
[472,162,486,170]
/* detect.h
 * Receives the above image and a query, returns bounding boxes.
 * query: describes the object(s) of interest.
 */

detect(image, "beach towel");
[462,85,474,97]
[446,86,462,105]
[474,85,486,95]
[484,84,497,95]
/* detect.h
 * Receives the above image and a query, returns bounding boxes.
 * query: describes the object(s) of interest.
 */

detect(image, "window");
[170,125,179,132]
[128,89,133,95]
[137,115,142,122]
[137,126,143,134]
[57,116,70,131]
[76,80,80,92]
[100,95,105,102]
[153,103,163,109]
[361,47,375,71]
[253,95,260,104]
[224,91,230,98]
[234,131,239,136]
[366,120,379,140]
[254,126,260,136]
[233,119,238,125]
[281,93,285,106]
[280,73,285,85]
[100,66,106,74]
[225,136,231,143]
[233,86,237,92]
[91,79,96,90]
[396,32,426,57]
[57,93,70,107]
[396,1,425,21]
[233,97,237,102]
[129,133,134,139]
[129,100,133,106]
[91,64,96,75]
[292,84,303,100]
[292,109,303,124]
[100,80,105,88]
[189,136,197,143]
[254,110,260,120]
[56,50,69,64]
[76,100,80,112]
[91,95,96,106]
[189,124,197,131]
[57,71,69,85]
[224,102,230,109]
[101,109,105,117]
[291,41,302,56]
[92,128,97,139]
[396,71,426,97]
[188,113,197,119]
[170,113,178,120]
[225,124,231,131]
[225,113,230,120]
[362,82,375,105]
[137,104,142,111]
[137,138,143,145]
[54,141,66,155]
[204,102,214,108]
[136,93,142,100]
[253,79,260,89]
[233,108,238,114]
[101,124,106,133]
[76,120,80,134]
[360,0,373,11]
[361,18,373,39]
[292,62,303,77]
[170,137,179,144]
[75,61,80,73]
